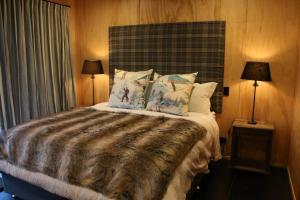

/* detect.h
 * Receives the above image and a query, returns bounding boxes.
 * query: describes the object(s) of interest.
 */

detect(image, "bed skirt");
[0,160,108,200]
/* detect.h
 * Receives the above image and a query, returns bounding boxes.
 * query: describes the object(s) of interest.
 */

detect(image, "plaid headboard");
[109,21,225,113]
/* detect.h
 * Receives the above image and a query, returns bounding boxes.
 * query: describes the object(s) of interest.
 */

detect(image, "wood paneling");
[73,0,300,166]
[74,0,140,105]
[288,16,300,200]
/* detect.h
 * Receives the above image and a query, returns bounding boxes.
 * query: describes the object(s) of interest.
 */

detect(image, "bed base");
[1,172,205,200]
[1,172,67,200]
[1,161,216,200]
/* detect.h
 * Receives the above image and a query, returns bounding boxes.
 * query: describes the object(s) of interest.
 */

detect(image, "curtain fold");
[0,0,76,130]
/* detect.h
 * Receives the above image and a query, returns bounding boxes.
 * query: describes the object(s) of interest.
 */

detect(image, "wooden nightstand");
[231,120,274,174]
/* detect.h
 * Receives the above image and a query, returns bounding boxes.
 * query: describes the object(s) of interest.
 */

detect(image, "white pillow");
[189,82,218,114]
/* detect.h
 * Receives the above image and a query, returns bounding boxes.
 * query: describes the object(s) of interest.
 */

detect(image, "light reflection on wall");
[242,33,283,61]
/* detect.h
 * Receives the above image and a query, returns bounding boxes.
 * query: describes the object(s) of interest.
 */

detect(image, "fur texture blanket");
[0,108,206,200]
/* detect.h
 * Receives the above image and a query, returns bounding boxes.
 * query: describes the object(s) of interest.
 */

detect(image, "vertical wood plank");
[75,0,140,105]
[288,2,300,198]
[139,0,196,23]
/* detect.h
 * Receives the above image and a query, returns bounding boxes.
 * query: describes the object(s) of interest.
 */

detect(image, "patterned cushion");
[146,73,197,116]
[108,69,153,109]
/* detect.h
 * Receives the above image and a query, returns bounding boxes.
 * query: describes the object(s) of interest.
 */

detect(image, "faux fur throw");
[1,108,206,200]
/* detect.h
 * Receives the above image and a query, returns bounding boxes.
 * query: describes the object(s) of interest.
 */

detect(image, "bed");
[0,103,220,200]
[0,21,225,200]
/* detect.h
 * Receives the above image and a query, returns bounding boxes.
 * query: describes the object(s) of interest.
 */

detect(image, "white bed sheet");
[0,103,221,200]
[92,103,221,200]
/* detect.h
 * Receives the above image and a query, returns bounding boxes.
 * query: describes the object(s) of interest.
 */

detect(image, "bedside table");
[231,120,274,174]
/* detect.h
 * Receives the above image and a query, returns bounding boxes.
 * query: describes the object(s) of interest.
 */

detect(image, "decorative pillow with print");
[108,69,153,109]
[146,72,197,116]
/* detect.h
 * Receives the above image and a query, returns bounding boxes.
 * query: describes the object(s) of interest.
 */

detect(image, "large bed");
[0,21,225,200]
[0,103,221,200]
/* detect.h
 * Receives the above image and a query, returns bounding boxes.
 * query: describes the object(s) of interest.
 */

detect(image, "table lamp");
[241,62,272,124]
[82,60,104,105]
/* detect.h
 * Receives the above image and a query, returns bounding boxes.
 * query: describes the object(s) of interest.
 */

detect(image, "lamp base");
[248,120,257,125]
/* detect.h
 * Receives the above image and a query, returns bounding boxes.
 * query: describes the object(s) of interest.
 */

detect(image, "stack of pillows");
[108,69,217,116]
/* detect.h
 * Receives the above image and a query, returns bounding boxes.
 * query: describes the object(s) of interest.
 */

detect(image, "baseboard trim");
[287,167,297,200]
[270,162,286,168]
[222,156,287,168]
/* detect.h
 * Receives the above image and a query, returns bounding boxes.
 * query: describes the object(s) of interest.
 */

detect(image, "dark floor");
[192,160,292,200]
[0,160,292,200]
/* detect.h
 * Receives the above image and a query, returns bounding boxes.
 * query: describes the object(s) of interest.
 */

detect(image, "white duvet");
[0,102,221,200]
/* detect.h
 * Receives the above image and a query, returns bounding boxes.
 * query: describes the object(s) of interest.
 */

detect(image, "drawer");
[233,127,273,139]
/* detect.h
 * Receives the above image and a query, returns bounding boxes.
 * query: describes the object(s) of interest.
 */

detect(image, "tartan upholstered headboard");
[109,21,225,113]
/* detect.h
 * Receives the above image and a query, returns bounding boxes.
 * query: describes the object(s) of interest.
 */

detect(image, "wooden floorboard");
[0,159,292,200]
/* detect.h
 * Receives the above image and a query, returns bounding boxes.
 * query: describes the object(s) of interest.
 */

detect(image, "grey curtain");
[0,0,76,130]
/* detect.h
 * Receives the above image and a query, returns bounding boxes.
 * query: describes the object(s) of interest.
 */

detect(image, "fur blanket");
[1,108,206,200]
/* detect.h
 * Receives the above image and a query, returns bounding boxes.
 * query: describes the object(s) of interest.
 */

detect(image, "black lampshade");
[82,60,104,75]
[241,62,271,81]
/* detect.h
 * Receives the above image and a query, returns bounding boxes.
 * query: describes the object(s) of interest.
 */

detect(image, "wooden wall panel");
[289,69,300,199]
[74,0,300,166]
[288,13,300,200]
[139,0,196,23]
[74,0,140,105]
[238,0,299,165]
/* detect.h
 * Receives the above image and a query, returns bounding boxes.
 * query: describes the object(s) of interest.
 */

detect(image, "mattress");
[0,102,221,200]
